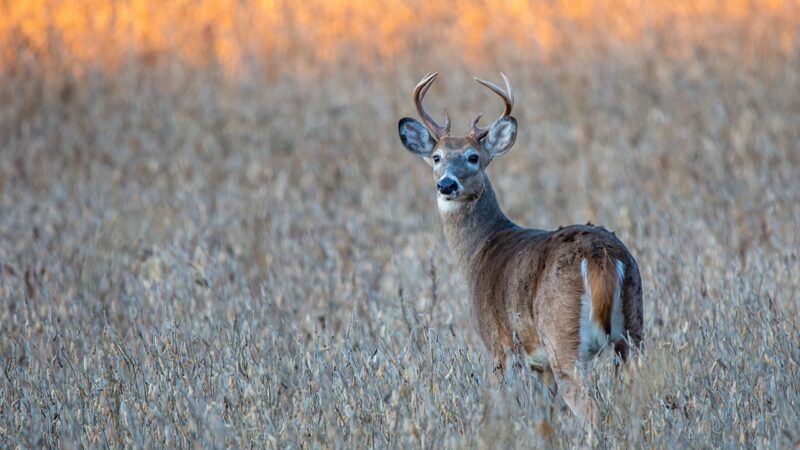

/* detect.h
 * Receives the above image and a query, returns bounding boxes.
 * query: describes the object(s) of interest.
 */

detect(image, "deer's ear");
[482,116,517,158]
[399,118,436,157]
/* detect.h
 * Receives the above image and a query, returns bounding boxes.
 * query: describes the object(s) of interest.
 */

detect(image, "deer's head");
[398,72,517,206]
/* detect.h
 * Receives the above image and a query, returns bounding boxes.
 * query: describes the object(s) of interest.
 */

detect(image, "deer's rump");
[467,224,643,364]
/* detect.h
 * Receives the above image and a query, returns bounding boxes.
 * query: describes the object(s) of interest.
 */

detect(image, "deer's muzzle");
[437,176,459,196]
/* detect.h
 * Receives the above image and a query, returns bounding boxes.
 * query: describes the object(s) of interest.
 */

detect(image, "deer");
[397,72,643,428]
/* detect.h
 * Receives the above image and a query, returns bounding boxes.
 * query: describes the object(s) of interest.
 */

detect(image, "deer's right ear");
[399,118,436,157]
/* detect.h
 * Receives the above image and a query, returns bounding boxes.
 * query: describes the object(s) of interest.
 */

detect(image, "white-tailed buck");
[398,72,643,427]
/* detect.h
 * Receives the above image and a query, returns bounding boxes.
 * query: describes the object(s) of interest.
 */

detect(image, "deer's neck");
[439,175,517,267]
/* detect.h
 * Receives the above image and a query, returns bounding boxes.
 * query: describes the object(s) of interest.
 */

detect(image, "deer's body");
[398,73,643,427]
[441,174,642,372]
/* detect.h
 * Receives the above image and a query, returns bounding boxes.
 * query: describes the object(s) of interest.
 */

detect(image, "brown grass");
[1,2,799,448]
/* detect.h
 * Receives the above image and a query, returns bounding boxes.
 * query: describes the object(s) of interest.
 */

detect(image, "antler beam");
[413,72,451,139]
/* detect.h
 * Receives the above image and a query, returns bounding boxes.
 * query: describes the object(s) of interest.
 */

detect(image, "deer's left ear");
[399,118,436,157]
[482,116,517,158]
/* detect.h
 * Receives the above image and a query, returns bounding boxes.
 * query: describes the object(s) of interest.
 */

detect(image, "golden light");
[1,0,797,76]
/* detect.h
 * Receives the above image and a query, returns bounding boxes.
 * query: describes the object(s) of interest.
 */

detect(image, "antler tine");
[500,72,514,114]
[470,113,484,132]
[474,72,514,115]
[413,72,451,139]
[470,72,514,140]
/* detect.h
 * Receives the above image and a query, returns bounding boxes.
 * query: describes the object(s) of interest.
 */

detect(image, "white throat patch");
[437,196,461,213]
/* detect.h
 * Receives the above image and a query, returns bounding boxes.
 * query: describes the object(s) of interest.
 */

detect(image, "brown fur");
[458,213,641,365]
[439,175,643,428]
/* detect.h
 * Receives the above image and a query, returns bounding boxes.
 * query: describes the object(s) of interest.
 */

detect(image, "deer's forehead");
[436,137,480,153]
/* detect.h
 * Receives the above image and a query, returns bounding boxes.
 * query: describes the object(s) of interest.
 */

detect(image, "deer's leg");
[490,330,516,383]
[553,370,597,429]
[543,338,599,429]
[493,347,507,382]
[540,367,559,421]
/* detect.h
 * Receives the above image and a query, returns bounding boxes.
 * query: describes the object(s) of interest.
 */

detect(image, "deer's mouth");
[438,191,460,201]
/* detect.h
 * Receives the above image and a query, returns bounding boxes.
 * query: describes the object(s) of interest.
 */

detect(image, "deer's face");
[430,137,485,201]
[398,121,517,203]
[398,73,517,208]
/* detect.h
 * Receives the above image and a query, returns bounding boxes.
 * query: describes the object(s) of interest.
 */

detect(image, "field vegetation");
[1,1,798,447]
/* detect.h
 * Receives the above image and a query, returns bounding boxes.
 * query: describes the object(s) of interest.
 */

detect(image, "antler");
[413,72,451,139]
[470,72,514,140]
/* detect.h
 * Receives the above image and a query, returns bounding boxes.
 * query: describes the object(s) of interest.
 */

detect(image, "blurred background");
[2,0,798,76]
[1,1,799,448]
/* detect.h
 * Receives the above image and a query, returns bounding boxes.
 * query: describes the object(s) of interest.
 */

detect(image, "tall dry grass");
[1,1,799,448]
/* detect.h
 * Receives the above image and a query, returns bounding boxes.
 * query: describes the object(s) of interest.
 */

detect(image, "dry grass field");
[1,1,799,448]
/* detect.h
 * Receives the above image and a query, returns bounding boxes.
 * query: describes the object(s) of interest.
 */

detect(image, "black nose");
[437,177,458,195]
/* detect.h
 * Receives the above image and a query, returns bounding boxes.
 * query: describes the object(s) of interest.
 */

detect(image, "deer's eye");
[432,154,441,163]
[468,154,479,164]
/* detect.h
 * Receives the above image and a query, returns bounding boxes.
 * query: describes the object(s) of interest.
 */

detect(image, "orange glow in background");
[1,0,798,76]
